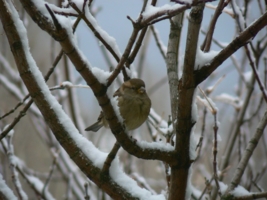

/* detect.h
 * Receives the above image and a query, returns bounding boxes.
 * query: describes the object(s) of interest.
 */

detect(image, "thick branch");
[18,0,177,164]
[0,1,129,199]
[166,13,184,134]
[195,10,267,85]
[0,1,176,199]
[169,3,205,200]
[183,3,204,86]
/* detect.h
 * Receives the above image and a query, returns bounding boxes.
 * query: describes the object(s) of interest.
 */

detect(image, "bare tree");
[1,0,267,200]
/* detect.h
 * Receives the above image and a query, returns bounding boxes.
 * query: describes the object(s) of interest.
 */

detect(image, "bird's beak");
[138,87,146,94]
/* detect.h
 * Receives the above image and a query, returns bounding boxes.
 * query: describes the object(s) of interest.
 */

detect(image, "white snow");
[149,108,171,135]
[106,82,124,124]
[82,0,122,57]
[243,70,252,82]
[3,125,14,137]
[230,1,245,31]
[183,0,193,3]
[109,157,166,200]
[9,1,167,198]
[191,185,203,199]
[24,175,55,200]
[142,3,183,20]
[5,150,28,200]
[31,0,91,71]
[197,96,218,115]
[219,181,228,195]
[0,53,21,83]
[229,185,250,197]
[125,67,138,79]
[195,47,220,69]
[61,0,69,7]
[0,174,17,200]
[91,67,112,85]
[185,167,193,199]
[149,109,168,128]
[216,133,222,142]
[2,128,28,200]
[189,130,197,160]
[59,82,90,91]
[138,140,174,151]
[190,94,198,159]
[31,0,53,20]
[215,93,243,109]
[0,74,26,100]
[61,81,73,87]
[192,96,198,123]
[48,3,76,16]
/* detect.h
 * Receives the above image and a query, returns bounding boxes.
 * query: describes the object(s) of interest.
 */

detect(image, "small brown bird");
[85,78,151,132]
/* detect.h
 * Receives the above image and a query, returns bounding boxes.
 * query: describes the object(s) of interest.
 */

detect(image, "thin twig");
[42,149,59,196]
[0,13,82,141]
[198,177,213,200]
[70,3,120,63]
[138,31,152,78]
[198,86,221,195]
[212,113,221,196]
[244,44,267,102]
[225,110,267,193]
[6,136,28,200]
[231,0,267,102]
[125,0,157,72]
[150,25,167,61]
[107,24,141,84]
[0,50,64,141]
[0,94,30,120]
[142,0,217,26]
[220,74,256,176]
[195,107,207,159]
[84,183,90,200]
[53,10,79,17]
[102,141,121,174]
[131,172,157,194]
[0,100,32,141]
[201,0,230,52]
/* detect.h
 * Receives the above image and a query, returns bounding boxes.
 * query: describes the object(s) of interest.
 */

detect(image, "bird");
[85,78,151,132]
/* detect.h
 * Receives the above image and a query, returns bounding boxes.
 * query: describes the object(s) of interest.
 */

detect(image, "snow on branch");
[0,1,180,199]
[0,173,17,200]
[140,0,217,26]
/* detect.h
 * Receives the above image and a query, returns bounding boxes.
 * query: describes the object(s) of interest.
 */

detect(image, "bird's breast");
[118,96,150,130]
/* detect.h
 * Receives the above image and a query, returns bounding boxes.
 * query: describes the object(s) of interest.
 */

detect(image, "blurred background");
[1,0,266,199]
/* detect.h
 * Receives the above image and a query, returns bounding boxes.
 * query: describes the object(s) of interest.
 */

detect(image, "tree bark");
[168,3,205,200]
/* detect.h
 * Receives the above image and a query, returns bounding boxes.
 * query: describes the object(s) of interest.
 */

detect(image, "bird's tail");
[85,121,103,132]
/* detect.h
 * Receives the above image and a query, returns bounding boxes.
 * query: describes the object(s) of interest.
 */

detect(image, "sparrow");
[85,78,151,132]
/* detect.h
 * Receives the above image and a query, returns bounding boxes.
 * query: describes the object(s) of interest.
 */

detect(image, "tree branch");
[201,0,230,52]
[194,10,267,85]
[224,110,267,194]
[0,1,173,199]
[166,13,184,137]
[169,3,205,200]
